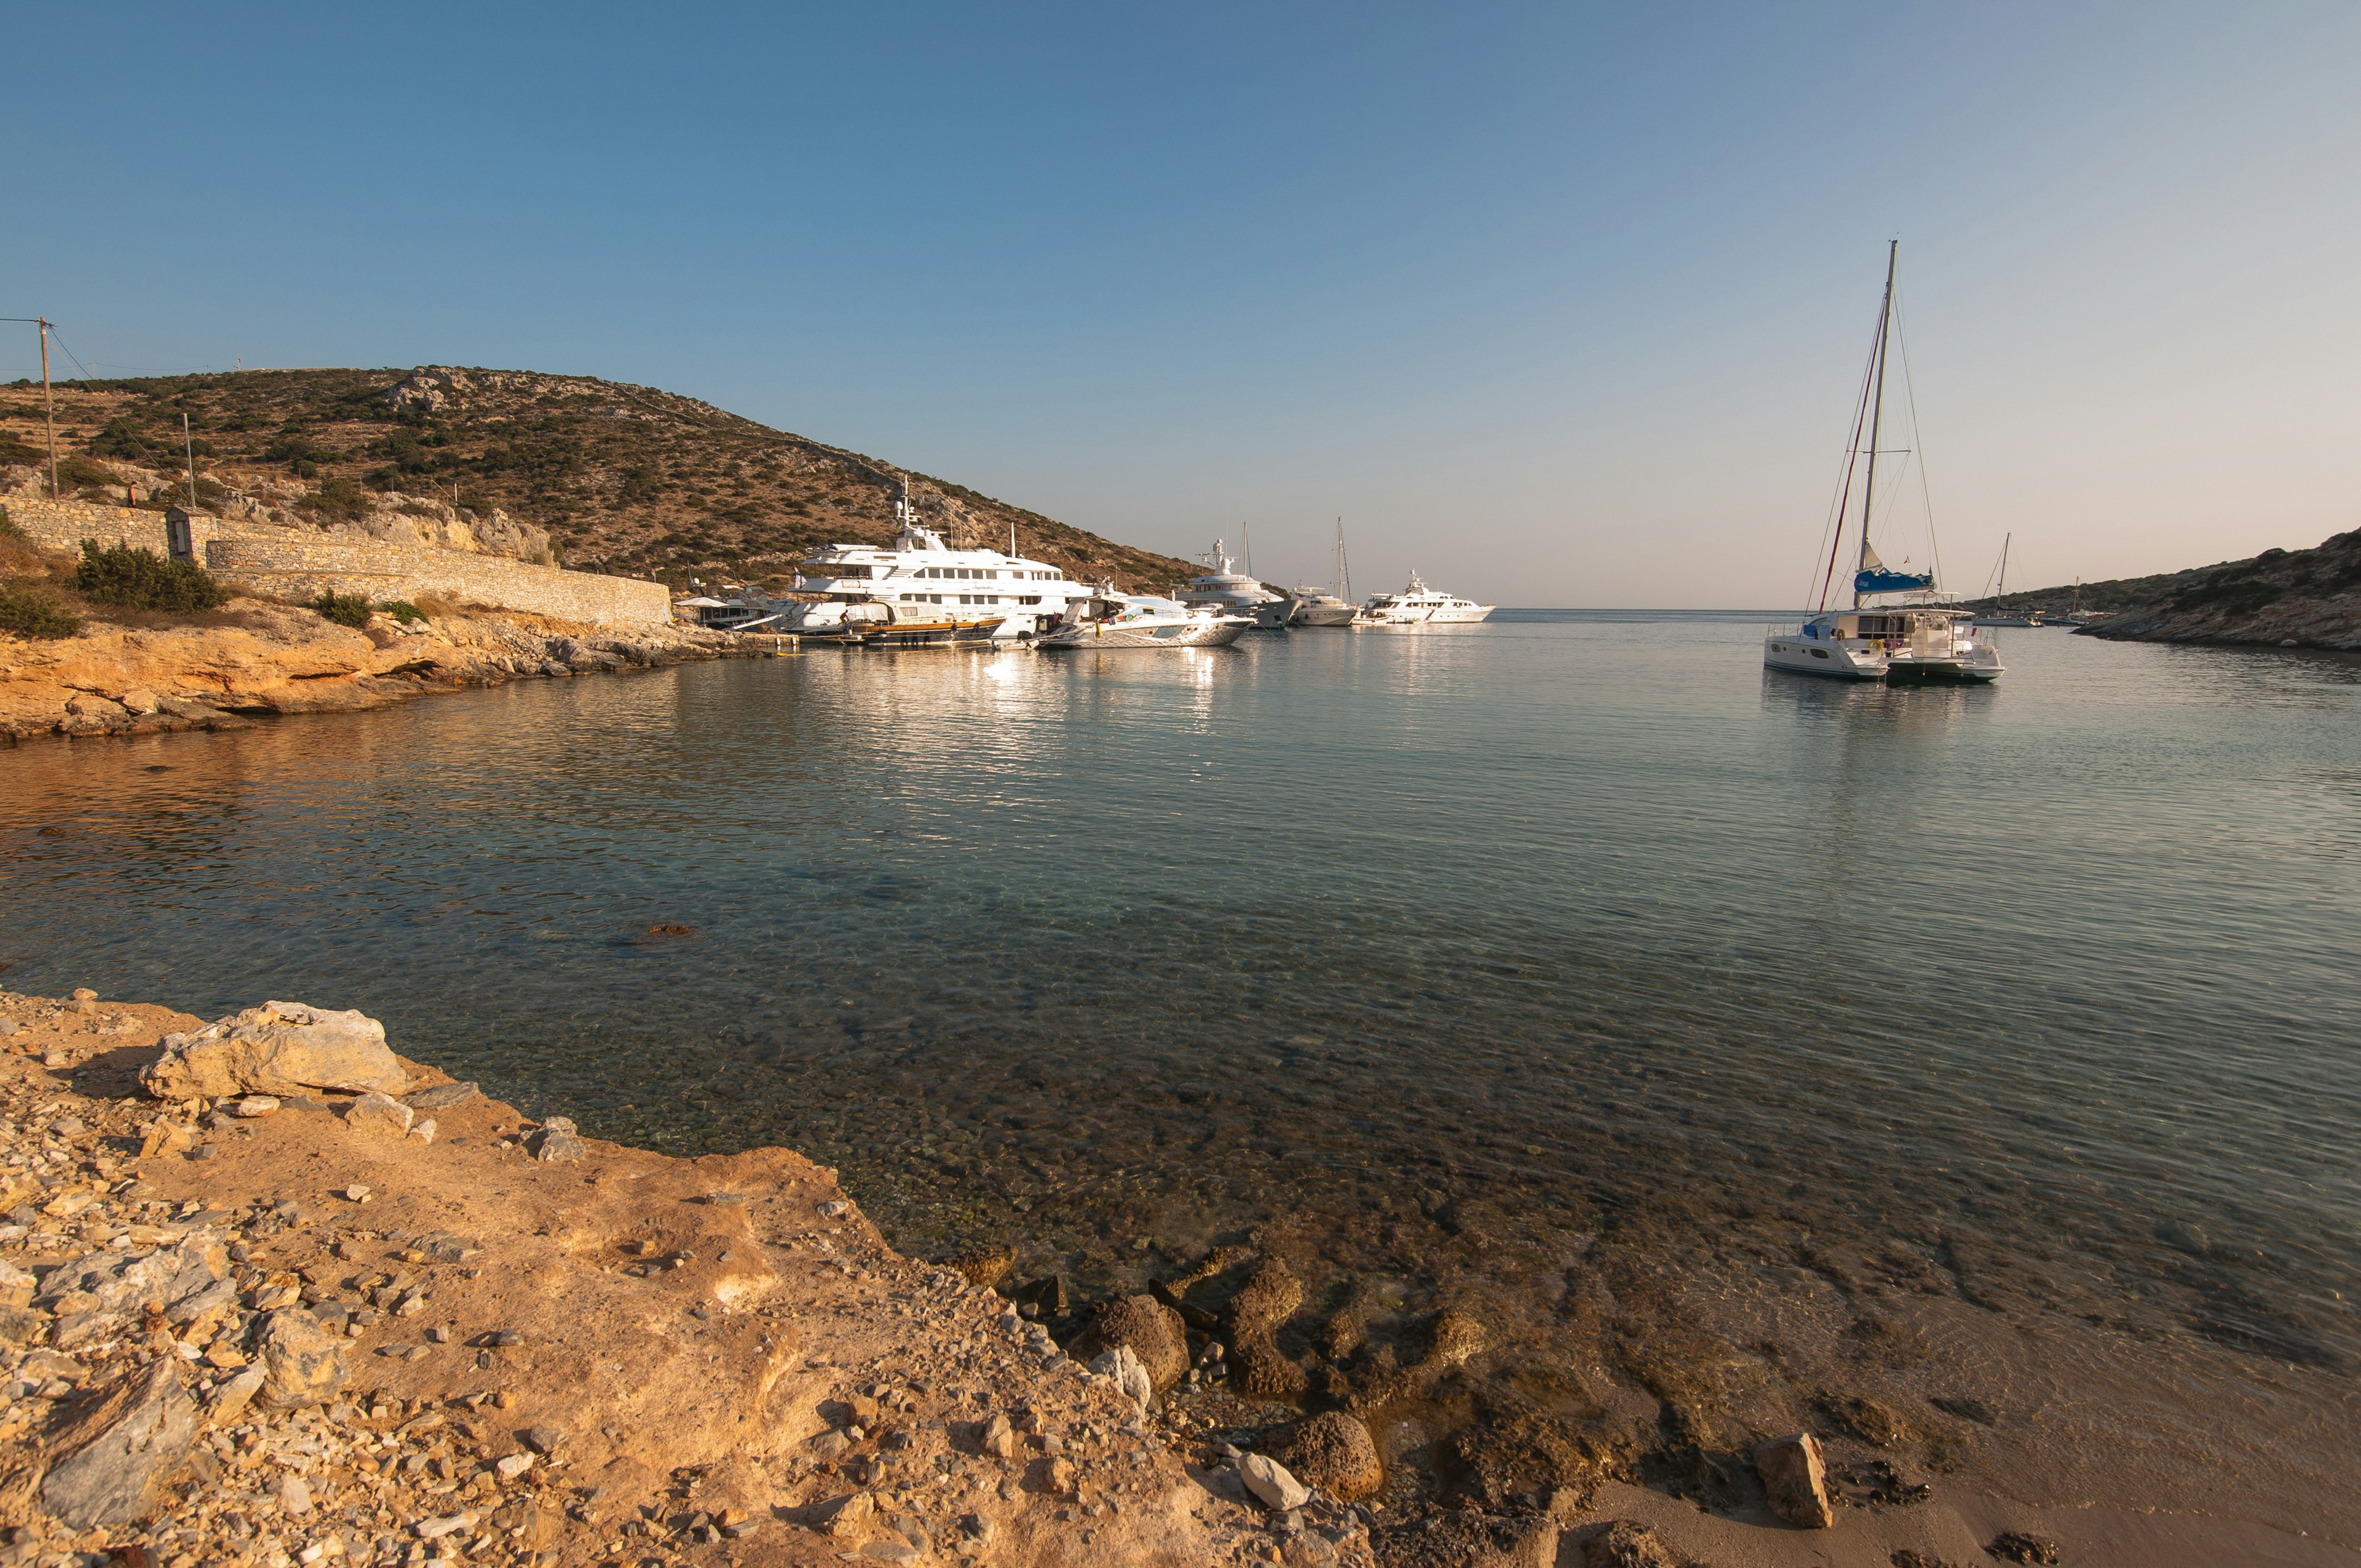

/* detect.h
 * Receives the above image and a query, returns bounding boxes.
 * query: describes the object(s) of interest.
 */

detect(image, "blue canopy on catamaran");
[1856,567,1935,594]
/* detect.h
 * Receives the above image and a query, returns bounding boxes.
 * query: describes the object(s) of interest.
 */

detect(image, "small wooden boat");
[834,602,1006,649]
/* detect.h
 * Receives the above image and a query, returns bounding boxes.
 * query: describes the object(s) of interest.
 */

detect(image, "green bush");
[299,475,370,523]
[0,582,83,639]
[312,590,373,627]
[0,504,20,540]
[73,540,232,612]
[382,600,424,624]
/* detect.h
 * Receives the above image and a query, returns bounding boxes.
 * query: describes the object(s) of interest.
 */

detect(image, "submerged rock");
[1076,1294,1188,1393]
[141,1001,411,1099]
[1581,1519,1680,1568]
[1268,1411,1382,1500]
[1225,1256,1303,1341]
[1754,1432,1833,1528]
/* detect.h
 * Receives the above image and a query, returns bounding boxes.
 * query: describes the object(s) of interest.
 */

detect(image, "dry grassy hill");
[0,366,1192,591]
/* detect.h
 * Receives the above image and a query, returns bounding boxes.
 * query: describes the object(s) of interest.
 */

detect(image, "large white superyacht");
[1358,572,1495,625]
[785,484,1096,640]
[1765,242,2003,684]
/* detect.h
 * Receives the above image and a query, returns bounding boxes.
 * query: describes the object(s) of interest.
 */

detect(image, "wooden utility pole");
[183,414,199,507]
[39,317,56,500]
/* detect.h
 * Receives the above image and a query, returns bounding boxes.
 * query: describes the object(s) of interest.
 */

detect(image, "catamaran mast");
[1854,239,1898,611]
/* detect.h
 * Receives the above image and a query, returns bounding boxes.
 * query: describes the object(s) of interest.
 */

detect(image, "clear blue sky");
[6,4,2356,605]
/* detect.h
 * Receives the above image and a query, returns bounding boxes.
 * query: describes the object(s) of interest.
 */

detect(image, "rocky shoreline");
[0,604,755,743]
[1,992,2349,1568]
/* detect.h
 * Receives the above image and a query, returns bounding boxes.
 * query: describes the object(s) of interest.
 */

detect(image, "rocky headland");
[1982,526,2361,648]
[0,599,744,744]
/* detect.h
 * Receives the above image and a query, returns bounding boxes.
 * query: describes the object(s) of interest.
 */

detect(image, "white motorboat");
[1289,588,1358,626]
[786,482,1094,640]
[1289,518,1360,626]
[1176,538,1292,629]
[673,586,789,631]
[1038,591,1251,650]
[1358,572,1495,625]
[1765,242,2003,685]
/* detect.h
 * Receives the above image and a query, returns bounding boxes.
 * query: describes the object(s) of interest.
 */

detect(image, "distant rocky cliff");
[1990,529,2361,650]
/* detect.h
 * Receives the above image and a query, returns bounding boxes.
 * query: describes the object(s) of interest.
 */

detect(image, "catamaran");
[1764,242,2003,684]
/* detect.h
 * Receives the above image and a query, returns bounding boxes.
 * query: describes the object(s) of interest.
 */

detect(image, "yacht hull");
[1290,601,1358,627]
[1040,621,1247,650]
[1763,636,1886,680]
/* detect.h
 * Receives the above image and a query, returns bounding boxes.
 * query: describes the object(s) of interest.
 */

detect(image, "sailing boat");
[1973,533,2038,627]
[1763,242,2004,684]
[1289,518,1359,626]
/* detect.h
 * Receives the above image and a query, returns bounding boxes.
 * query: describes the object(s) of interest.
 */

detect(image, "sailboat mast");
[1854,239,1898,611]
[1998,532,2011,608]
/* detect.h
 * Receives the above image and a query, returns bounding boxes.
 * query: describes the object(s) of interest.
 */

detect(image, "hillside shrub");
[382,600,424,624]
[312,590,373,628]
[0,504,20,540]
[0,582,82,639]
[73,540,231,612]
[298,476,371,523]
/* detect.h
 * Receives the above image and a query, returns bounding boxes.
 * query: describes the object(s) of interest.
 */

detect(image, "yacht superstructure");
[1358,572,1495,625]
[786,484,1094,640]
[1176,539,1292,629]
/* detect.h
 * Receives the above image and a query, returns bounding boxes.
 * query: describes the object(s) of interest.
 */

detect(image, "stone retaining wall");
[2,495,202,557]
[203,535,670,628]
[6,495,668,629]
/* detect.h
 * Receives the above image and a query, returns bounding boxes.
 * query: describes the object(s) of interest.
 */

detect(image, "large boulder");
[1753,1432,1833,1528]
[1074,1295,1188,1395]
[41,1361,198,1528]
[1224,1257,1303,1341]
[1269,1411,1383,1500]
[141,1001,410,1100]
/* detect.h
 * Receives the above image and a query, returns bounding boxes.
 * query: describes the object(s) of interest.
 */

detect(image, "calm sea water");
[4,612,2358,1504]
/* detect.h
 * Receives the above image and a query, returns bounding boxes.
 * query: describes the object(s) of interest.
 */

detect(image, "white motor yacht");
[1176,539,1292,629]
[1358,572,1495,625]
[1038,591,1252,649]
[1765,243,2003,685]
[1289,588,1358,626]
[786,483,1095,640]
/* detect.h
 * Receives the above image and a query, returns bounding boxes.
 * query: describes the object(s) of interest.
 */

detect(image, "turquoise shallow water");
[4,613,2359,1404]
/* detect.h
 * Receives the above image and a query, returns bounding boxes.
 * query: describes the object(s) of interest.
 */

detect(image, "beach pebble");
[496,1452,534,1479]
[409,1117,437,1145]
[1239,1453,1311,1513]
[818,1199,852,1219]
[413,1513,473,1540]
[234,1096,280,1118]
[277,1472,313,1516]
[405,1081,481,1110]
[981,1412,1017,1458]
[346,1092,413,1139]
[339,1184,370,1202]
[521,1425,565,1454]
